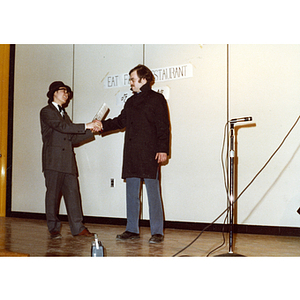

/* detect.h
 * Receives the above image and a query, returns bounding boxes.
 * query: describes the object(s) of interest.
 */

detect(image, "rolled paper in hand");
[93,103,109,121]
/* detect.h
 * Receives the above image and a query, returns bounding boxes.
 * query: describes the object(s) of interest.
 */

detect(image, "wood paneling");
[0,44,10,217]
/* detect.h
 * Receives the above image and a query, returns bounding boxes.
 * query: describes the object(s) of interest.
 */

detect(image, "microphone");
[230,116,252,123]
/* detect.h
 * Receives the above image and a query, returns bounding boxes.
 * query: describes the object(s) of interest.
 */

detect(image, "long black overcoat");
[102,83,170,179]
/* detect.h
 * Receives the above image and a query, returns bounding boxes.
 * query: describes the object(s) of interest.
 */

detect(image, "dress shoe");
[116,231,140,240]
[149,234,164,244]
[76,228,94,237]
[50,231,62,239]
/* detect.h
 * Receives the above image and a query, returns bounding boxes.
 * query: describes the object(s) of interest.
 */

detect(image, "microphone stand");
[215,121,245,257]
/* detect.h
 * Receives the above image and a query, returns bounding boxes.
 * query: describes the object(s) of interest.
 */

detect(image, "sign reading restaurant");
[103,63,193,89]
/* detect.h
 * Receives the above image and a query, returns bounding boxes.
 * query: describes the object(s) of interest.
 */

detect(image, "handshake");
[86,103,109,133]
[86,120,103,133]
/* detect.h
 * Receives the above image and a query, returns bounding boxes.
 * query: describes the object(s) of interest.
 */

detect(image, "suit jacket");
[40,103,94,175]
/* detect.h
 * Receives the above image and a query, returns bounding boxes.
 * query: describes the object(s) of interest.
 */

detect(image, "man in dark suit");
[40,81,101,239]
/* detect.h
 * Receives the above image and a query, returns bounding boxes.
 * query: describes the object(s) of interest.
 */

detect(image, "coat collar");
[132,83,151,95]
[140,82,152,93]
[134,82,151,95]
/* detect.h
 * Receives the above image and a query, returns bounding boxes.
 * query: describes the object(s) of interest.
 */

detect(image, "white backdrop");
[11,44,300,228]
[230,45,300,227]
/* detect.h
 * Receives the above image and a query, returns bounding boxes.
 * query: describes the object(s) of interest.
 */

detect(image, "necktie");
[58,105,65,118]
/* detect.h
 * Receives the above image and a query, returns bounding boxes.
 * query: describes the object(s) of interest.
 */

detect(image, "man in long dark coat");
[101,65,170,243]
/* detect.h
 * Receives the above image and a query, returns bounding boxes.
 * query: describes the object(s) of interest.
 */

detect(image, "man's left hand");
[155,152,168,164]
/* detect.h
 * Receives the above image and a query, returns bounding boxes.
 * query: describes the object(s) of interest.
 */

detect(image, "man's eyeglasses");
[58,88,69,93]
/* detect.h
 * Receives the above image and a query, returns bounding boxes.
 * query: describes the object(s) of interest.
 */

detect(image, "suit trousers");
[44,170,86,236]
[125,173,164,236]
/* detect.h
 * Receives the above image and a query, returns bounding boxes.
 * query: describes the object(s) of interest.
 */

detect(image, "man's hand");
[86,120,102,133]
[155,152,168,164]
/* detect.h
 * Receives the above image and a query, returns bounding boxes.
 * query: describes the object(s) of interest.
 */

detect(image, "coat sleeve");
[154,94,170,155]
[101,105,127,132]
[71,129,94,146]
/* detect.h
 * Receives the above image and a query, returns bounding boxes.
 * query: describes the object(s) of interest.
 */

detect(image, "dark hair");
[129,64,155,86]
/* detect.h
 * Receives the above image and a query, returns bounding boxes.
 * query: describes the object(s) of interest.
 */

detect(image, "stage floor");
[1,217,300,257]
